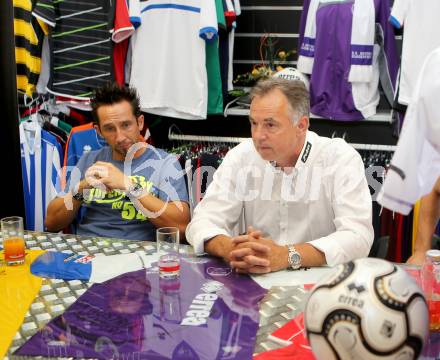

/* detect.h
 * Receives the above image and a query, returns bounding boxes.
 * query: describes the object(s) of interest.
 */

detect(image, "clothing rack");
[168,127,396,151]
[168,126,247,144]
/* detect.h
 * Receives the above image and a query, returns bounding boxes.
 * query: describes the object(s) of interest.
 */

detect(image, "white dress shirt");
[377,47,440,215]
[186,131,374,266]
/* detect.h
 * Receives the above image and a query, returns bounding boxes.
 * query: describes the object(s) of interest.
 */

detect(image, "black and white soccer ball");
[304,258,429,360]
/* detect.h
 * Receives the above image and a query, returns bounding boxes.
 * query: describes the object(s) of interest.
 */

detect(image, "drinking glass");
[157,227,180,279]
[1,216,26,265]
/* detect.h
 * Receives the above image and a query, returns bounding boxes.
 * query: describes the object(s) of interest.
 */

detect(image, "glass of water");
[157,227,180,279]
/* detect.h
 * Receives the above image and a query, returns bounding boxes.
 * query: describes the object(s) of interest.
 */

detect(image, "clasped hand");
[228,226,287,274]
[84,161,131,192]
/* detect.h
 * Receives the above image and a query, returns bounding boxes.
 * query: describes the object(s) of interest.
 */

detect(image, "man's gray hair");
[250,77,310,123]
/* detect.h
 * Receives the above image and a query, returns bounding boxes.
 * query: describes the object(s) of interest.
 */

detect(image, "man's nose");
[115,127,125,142]
[252,125,267,141]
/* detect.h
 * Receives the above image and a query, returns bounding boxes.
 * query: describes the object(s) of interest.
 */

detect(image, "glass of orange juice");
[1,216,26,265]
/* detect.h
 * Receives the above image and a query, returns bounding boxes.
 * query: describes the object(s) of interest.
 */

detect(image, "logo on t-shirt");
[301,141,312,163]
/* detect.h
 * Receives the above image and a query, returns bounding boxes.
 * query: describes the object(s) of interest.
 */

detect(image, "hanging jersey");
[206,0,226,115]
[14,0,48,96]
[19,121,62,231]
[32,0,116,100]
[298,0,399,121]
[377,47,440,215]
[112,0,135,85]
[62,124,107,188]
[390,0,440,106]
[129,0,218,120]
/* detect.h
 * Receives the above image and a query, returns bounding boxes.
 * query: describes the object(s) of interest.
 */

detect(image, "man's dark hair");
[91,82,142,125]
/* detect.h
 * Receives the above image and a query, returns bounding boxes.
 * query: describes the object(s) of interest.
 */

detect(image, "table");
[4,232,308,359]
[4,232,439,359]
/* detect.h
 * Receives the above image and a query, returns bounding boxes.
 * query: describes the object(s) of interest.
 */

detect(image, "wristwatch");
[72,191,84,202]
[127,182,144,199]
[287,245,302,270]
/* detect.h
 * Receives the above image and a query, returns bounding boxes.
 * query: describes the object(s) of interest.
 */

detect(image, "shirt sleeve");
[32,0,56,27]
[157,155,189,203]
[186,149,244,254]
[377,48,440,214]
[112,0,135,43]
[390,0,409,28]
[128,0,142,29]
[308,144,374,266]
[199,0,218,42]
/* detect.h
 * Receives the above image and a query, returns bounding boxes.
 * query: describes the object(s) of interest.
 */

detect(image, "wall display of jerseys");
[390,0,440,106]
[297,0,399,121]
[22,0,133,100]
[16,257,266,359]
[18,99,94,231]
[127,0,240,120]
[14,0,239,117]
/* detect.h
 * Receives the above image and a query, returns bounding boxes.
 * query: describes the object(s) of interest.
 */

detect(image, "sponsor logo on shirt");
[83,145,92,153]
[301,141,312,163]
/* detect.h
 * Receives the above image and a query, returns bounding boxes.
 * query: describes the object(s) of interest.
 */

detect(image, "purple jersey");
[16,256,267,359]
[298,0,399,121]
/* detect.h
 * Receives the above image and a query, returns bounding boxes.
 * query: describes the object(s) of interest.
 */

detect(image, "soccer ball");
[304,258,429,360]
[273,67,310,90]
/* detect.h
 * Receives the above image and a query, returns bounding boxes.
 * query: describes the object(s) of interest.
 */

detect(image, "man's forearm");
[205,235,235,261]
[45,194,82,231]
[415,191,440,253]
[45,179,89,231]
[295,243,327,267]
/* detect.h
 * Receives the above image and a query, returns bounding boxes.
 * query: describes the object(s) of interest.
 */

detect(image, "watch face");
[129,183,144,197]
[290,253,301,265]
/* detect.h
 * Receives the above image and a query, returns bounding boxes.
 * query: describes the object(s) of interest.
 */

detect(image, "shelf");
[224,106,393,123]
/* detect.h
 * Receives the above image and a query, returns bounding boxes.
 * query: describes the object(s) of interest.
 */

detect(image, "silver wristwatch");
[287,245,302,270]
[127,182,144,199]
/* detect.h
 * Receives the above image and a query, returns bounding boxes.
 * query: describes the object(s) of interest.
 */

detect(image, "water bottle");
[421,249,440,331]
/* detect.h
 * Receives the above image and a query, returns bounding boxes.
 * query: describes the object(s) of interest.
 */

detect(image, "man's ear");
[137,114,144,132]
[297,116,310,134]
[94,123,102,137]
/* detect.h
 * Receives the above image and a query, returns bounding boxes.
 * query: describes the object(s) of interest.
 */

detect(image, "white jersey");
[19,121,62,231]
[128,0,218,120]
[377,47,440,214]
[391,0,440,105]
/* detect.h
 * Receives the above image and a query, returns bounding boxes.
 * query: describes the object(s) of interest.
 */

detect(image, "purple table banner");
[16,256,267,359]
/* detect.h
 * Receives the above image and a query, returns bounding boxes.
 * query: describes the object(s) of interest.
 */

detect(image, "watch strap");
[127,182,145,199]
[72,191,84,202]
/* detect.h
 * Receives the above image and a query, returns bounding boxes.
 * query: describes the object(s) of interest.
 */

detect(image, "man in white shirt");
[186,78,374,273]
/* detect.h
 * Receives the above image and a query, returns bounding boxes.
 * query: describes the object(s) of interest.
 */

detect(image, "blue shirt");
[74,145,188,241]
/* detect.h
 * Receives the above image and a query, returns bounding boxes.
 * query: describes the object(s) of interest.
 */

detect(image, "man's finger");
[231,234,250,244]
[247,266,271,274]
[235,241,270,254]
[242,255,270,267]
[230,247,254,261]
[230,260,252,270]
[235,265,271,274]
[232,231,262,245]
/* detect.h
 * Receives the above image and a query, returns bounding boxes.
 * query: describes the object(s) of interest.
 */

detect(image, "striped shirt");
[14,0,48,96]
[32,0,115,100]
[20,121,62,231]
